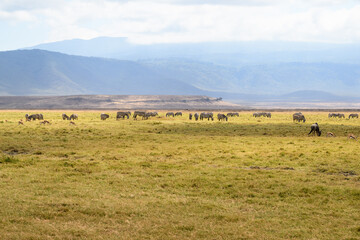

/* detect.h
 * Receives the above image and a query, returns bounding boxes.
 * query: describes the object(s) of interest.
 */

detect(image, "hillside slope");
[0,50,202,96]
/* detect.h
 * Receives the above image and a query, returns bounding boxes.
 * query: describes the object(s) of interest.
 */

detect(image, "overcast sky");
[1,0,360,51]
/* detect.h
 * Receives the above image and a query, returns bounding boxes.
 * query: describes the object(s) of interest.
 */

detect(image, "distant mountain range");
[0,37,358,105]
[28,37,360,66]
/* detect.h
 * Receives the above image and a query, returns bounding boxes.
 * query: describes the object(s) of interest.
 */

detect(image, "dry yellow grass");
[0,111,359,239]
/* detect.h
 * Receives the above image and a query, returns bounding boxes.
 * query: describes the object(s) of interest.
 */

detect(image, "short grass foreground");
[0,111,359,240]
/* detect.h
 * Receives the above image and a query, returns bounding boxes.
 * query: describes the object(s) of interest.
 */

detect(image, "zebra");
[147,112,158,117]
[293,113,306,122]
[116,112,130,120]
[133,111,147,120]
[69,114,78,120]
[217,114,228,121]
[62,113,70,120]
[200,112,214,121]
[349,113,359,119]
[194,113,199,121]
[227,112,239,117]
[329,113,345,118]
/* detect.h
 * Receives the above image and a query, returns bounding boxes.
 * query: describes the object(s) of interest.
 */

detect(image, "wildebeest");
[293,113,306,122]
[133,111,147,120]
[189,113,193,120]
[175,112,182,116]
[62,113,69,120]
[166,112,175,117]
[308,123,321,136]
[194,113,199,121]
[69,114,78,120]
[101,113,109,120]
[349,113,359,119]
[227,112,239,117]
[217,114,228,121]
[200,112,214,121]
[116,111,130,120]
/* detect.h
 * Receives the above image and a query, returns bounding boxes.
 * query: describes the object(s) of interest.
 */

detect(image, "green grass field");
[0,111,359,240]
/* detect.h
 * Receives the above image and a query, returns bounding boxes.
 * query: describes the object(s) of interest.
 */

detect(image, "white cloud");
[1,0,360,48]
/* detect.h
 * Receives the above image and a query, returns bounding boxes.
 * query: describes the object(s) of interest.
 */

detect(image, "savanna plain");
[0,111,359,240]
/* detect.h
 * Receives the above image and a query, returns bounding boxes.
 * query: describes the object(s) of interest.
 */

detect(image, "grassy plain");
[0,111,359,240]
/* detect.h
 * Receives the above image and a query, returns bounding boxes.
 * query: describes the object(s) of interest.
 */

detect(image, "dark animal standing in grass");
[349,113,359,119]
[293,113,306,123]
[69,114,78,120]
[101,113,109,120]
[189,113,192,120]
[116,112,130,120]
[175,112,182,116]
[62,113,69,120]
[308,123,321,136]
[194,113,199,121]
[166,112,175,117]
[217,114,228,121]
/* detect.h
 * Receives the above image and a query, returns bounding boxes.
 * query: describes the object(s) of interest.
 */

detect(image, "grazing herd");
[253,112,271,118]
[10,111,359,139]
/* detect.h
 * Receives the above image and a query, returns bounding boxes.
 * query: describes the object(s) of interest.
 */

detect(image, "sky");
[1,0,360,51]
